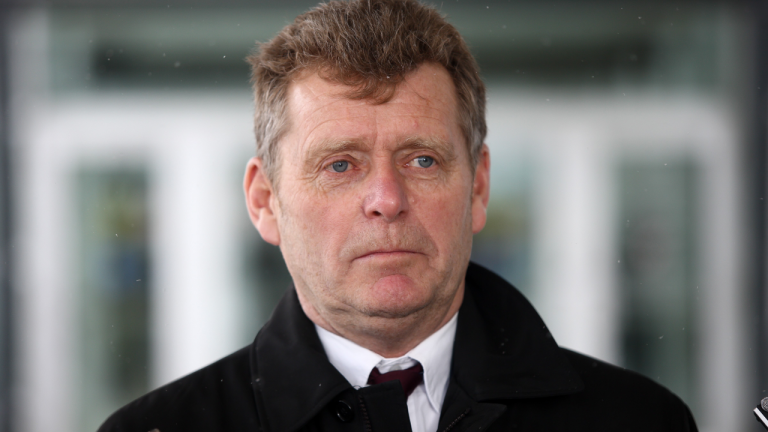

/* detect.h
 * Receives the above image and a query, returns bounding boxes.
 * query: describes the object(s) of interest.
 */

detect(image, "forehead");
[283,63,463,155]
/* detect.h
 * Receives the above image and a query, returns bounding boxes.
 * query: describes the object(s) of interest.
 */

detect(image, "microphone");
[755,397,768,430]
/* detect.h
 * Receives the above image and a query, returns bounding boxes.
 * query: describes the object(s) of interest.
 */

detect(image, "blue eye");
[331,160,349,172]
[416,156,434,168]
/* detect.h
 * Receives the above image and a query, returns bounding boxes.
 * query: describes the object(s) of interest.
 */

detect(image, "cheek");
[281,192,354,256]
[413,185,472,246]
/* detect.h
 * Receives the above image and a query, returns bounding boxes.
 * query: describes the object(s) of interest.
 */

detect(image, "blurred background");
[0,0,766,430]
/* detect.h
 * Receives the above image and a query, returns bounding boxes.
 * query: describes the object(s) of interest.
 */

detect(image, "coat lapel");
[437,380,507,432]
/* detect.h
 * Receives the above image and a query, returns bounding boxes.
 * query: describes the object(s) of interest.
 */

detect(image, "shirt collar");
[315,313,457,412]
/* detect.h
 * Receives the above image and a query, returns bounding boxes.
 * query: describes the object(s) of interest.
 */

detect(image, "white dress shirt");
[315,313,458,432]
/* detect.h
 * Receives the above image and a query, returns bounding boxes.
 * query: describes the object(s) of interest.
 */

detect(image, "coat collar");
[453,263,583,400]
[249,287,351,432]
[250,262,583,432]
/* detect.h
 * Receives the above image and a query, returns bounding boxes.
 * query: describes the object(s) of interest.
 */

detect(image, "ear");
[471,144,491,234]
[244,157,280,245]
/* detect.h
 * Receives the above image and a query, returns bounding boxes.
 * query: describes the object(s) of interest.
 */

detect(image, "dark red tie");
[367,362,424,398]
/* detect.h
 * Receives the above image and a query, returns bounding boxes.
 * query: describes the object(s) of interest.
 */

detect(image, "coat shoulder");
[97,346,259,432]
[549,348,698,431]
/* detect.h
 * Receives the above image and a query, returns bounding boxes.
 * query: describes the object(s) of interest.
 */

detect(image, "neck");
[297,284,464,358]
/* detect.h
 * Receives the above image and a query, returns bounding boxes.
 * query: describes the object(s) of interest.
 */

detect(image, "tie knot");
[367,362,424,398]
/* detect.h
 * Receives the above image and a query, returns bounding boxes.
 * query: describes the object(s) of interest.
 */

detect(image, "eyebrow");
[302,135,458,171]
[399,136,458,161]
[303,139,371,171]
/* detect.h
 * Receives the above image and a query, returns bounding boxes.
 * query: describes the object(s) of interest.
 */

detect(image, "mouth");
[356,249,421,260]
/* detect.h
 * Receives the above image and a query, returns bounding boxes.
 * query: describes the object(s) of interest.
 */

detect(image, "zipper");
[358,395,373,432]
[441,408,471,432]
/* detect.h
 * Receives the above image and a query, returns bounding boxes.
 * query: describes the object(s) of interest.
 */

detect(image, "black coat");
[99,262,698,432]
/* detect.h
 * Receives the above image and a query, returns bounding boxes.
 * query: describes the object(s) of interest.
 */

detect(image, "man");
[100,1,698,431]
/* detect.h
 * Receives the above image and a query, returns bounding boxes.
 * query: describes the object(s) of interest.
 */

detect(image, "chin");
[356,274,435,318]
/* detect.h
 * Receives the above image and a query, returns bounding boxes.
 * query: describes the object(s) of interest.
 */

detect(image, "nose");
[362,164,408,222]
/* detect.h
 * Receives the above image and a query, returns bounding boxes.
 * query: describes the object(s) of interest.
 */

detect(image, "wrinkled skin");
[244,63,490,357]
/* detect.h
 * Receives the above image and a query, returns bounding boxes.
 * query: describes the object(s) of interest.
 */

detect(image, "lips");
[340,225,436,263]
[356,249,420,259]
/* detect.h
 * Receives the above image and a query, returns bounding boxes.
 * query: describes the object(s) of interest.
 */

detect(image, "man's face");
[246,63,489,338]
